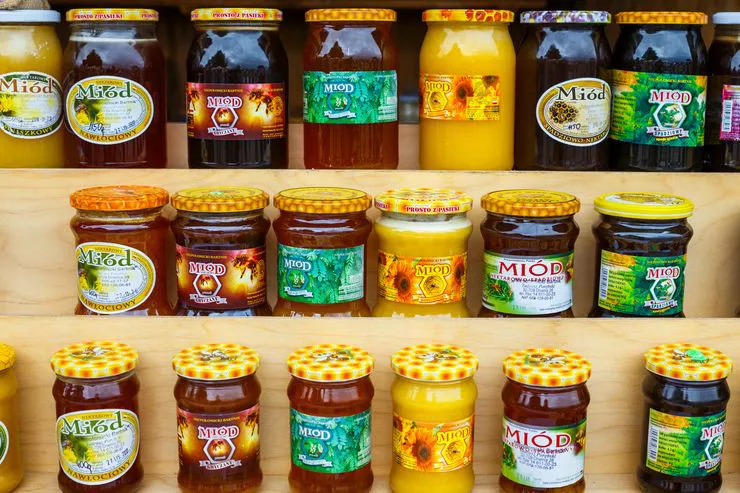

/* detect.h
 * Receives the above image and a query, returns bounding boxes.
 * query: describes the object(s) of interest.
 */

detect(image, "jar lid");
[287,344,374,382]
[503,348,592,387]
[375,188,473,215]
[616,11,708,25]
[172,187,269,213]
[481,189,581,217]
[51,341,139,379]
[66,9,159,23]
[0,10,61,23]
[520,11,611,24]
[423,9,515,23]
[70,185,169,212]
[274,187,371,214]
[645,343,733,382]
[191,8,283,22]
[713,13,740,25]
[391,344,479,382]
[0,344,16,372]
[594,192,694,220]
[306,9,396,22]
[173,344,260,380]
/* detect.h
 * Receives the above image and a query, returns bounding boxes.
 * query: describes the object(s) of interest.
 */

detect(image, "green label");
[646,409,725,478]
[610,69,707,147]
[290,409,371,474]
[278,244,364,304]
[597,251,686,316]
[0,420,8,465]
[303,70,397,124]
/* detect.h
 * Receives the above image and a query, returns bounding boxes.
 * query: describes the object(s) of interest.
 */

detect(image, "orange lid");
[375,188,473,215]
[173,343,260,380]
[70,185,169,212]
[287,344,374,382]
[51,341,139,379]
[274,187,371,214]
[481,190,581,217]
[503,348,592,387]
[423,9,515,23]
[67,9,159,22]
[171,187,269,213]
[391,344,479,382]
[645,343,733,382]
[306,8,396,22]
[191,8,282,22]
[616,11,708,25]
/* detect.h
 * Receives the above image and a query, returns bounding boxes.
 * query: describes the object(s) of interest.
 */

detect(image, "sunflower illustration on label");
[66,76,154,145]
[0,71,63,139]
[378,252,466,305]
[393,414,474,472]
[421,74,500,121]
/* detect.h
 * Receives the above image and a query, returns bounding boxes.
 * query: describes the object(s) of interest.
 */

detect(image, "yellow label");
[378,251,466,305]
[393,414,474,472]
[421,74,500,121]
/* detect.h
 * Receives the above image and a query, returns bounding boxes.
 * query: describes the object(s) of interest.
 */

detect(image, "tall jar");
[273,187,372,317]
[372,188,473,317]
[420,9,515,170]
[187,9,288,169]
[516,11,612,171]
[0,344,23,492]
[171,187,272,316]
[303,9,398,169]
[70,185,173,316]
[390,344,479,493]
[0,10,64,168]
[287,344,375,493]
[609,12,708,171]
[51,341,143,493]
[63,9,167,168]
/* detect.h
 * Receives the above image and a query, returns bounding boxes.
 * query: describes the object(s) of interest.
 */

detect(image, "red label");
[186,82,286,140]
[176,245,267,309]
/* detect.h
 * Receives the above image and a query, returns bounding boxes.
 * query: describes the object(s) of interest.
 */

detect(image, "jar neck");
[381,211,468,223]
[311,21,393,30]
[57,370,135,385]
[69,22,157,39]
[600,214,688,228]
[620,23,701,33]
[715,25,740,38]
[76,207,163,224]
[429,21,509,31]
[194,21,279,31]
[176,209,264,222]
[396,375,475,386]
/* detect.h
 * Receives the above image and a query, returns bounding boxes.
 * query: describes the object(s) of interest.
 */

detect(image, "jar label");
[609,69,707,147]
[76,242,156,315]
[646,408,725,478]
[176,245,267,309]
[501,417,586,488]
[393,413,474,473]
[57,409,140,485]
[177,404,260,473]
[597,251,686,316]
[482,251,574,315]
[720,84,740,141]
[0,420,8,465]
[536,77,611,146]
[290,408,371,474]
[186,82,286,141]
[278,244,364,304]
[377,251,466,305]
[303,70,398,124]
[0,71,63,139]
[66,76,154,145]
[420,73,501,121]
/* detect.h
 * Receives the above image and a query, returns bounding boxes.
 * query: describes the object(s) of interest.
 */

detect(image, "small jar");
[171,187,271,316]
[273,188,372,317]
[609,12,708,171]
[372,189,473,317]
[590,192,694,318]
[303,9,398,169]
[70,186,173,316]
[516,11,612,171]
[0,344,23,492]
[51,341,143,492]
[173,344,263,493]
[638,344,732,492]
[390,344,479,493]
[500,348,591,492]
[479,190,580,318]
[287,344,375,492]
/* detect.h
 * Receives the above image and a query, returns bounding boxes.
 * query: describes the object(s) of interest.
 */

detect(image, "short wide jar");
[0,344,23,492]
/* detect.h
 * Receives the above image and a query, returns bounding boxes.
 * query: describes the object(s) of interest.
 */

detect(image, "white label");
[0,71,63,139]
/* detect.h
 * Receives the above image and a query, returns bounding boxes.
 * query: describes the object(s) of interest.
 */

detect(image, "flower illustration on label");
[647,89,693,139]
[536,78,610,146]
[393,414,474,472]
[0,71,64,139]
[378,252,466,305]
[421,74,501,121]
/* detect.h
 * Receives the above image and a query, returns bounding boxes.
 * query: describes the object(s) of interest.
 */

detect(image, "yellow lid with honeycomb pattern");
[645,343,733,382]
[274,187,371,214]
[173,343,260,380]
[51,341,139,379]
[287,344,374,382]
[503,348,591,387]
[391,344,479,382]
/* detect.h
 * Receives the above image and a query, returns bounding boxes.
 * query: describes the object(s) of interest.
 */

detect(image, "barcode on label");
[647,424,660,462]
[598,265,609,300]
[722,99,734,133]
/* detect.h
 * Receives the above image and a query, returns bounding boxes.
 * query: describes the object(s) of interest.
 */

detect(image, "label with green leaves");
[278,244,364,304]
[597,251,686,316]
[646,409,725,478]
[0,420,8,465]
[303,70,397,124]
[610,69,707,147]
[290,409,371,474]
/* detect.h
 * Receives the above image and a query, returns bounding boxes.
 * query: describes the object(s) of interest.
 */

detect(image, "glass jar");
[70,185,172,316]
[63,9,167,168]
[51,341,142,493]
[638,344,732,492]
[173,344,263,493]
[590,192,694,318]
[187,9,288,169]
[0,10,64,168]
[500,348,591,492]
[479,190,580,318]
[516,11,612,171]
[0,344,23,492]
[171,187,271,316]
[609,12,708,171]
[303,9,398,169]
[390,344,479,493]
[372,189,473,317]
[273,187,372,317]
[420,9,515,170]
[287,344,375,492]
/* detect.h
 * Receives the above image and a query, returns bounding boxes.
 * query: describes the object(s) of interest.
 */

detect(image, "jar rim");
[66,9,159,23]
[306,8,396,23]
